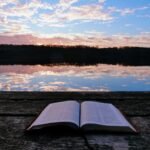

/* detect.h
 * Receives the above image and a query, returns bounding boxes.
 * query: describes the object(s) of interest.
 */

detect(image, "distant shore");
[0,45,150,66]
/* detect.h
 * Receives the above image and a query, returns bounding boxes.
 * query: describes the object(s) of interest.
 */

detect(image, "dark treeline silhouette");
[0,45,150,66]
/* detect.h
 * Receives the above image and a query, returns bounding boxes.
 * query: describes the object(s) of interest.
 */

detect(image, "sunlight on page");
[28,101,80,129]
[81,101,135,131]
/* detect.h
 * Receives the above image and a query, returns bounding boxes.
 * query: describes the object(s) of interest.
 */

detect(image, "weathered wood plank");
[85,117,150,150]
[0,101,46,116]
[0,92,149,116]
[0,99,149,116]
[85,133,150,150]
[0,116,89,150]
[0,116,149,150]
[0,92,149,150]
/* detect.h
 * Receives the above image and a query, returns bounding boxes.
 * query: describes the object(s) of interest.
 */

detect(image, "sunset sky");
[0,0,150,47]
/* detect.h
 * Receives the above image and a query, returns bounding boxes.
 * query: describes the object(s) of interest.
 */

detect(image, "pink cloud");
[0,32,150,47]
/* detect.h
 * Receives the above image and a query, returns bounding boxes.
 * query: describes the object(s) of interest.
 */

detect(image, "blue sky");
[0,0,150,47]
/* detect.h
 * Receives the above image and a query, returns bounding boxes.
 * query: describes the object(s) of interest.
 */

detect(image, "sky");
[0,0,150,47]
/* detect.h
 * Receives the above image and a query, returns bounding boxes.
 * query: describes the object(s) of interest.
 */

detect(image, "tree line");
[0,45,150,66]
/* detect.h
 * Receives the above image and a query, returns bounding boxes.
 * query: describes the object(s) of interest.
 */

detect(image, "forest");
[0,45,150,66]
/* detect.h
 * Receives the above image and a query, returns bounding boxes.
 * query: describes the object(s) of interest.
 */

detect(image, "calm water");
[0,64,150,91]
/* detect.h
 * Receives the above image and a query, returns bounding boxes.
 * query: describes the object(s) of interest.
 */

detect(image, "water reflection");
[0,64,150,91]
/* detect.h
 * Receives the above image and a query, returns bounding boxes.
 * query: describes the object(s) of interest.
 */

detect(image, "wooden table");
[0,92,150,150]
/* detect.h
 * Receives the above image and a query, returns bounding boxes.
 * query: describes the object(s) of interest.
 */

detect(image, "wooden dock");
[0,92,150,150]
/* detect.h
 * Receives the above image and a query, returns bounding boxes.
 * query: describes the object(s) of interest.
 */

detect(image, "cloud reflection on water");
[0,64,150,91]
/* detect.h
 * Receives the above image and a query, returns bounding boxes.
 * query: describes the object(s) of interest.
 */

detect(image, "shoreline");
[0,45,150,66]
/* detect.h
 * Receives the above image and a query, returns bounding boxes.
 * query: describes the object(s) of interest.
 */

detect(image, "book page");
[27,101,80,130]
[80,101,135,130]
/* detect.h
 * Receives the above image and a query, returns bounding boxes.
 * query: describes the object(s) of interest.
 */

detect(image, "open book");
[27,101,136,132]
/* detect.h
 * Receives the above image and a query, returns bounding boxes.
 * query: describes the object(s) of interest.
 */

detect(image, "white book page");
[80,101,135,130]
[28,101,80,129]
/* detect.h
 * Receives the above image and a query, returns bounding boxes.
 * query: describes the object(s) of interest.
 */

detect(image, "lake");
[0,64,150,91]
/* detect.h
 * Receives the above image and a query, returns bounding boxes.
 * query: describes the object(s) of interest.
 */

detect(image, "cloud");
[98,0,106,3]
[0,0,17,7]
[59,0,79,8]
[0,0,113,34]
[108,5,150,16]
[0,0,53,18]
[48,81,66,85]
[0,0,54,34]
[120,8,135,15]
[0,31,150,47]
[38,2,113,28]
[64,4,112,21]
[0,0,149,47]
